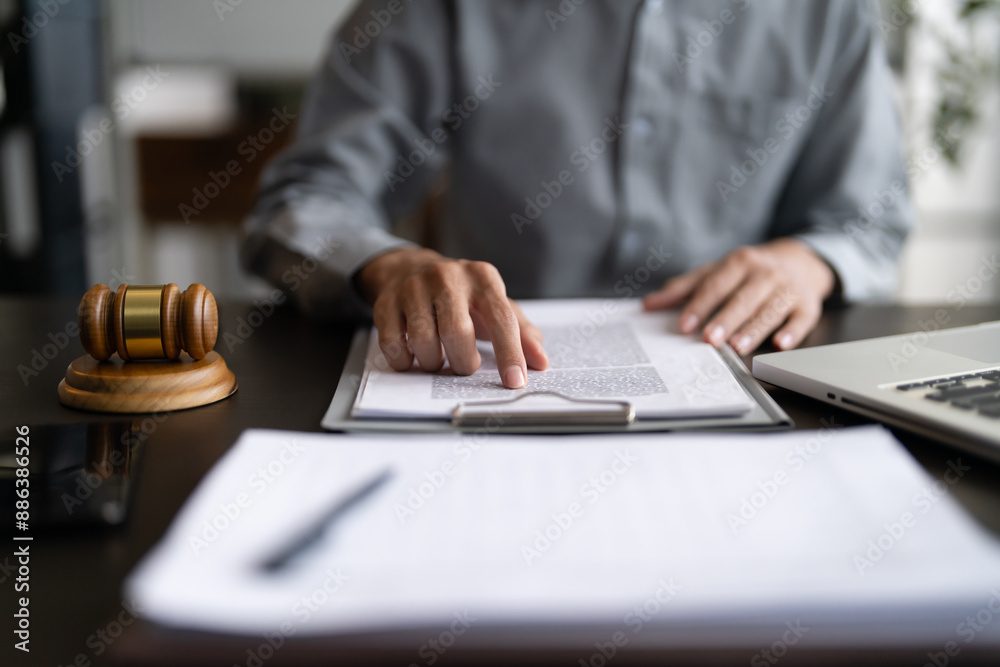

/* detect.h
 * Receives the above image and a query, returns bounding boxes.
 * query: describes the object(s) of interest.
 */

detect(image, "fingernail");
[680,314,698,333]
[504,366,525,389]
[708,325,725,346]
[777,333,793,349]
[733,334,751,353]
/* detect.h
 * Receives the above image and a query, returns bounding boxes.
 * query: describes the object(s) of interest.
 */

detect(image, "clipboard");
[321,328,792,433]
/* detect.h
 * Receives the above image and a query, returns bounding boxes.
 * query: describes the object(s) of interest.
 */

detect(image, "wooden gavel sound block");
[58,283,238,413]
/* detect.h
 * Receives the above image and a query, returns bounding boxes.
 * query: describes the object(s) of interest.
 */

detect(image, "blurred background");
[0,0,997,303]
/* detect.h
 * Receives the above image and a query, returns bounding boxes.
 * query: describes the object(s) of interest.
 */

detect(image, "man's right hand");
[355,247,548,389]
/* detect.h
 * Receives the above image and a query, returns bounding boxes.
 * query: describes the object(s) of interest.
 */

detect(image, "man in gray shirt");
[242,0,912,389]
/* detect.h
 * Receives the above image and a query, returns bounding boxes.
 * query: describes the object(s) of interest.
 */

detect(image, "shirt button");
[647,0,664,13]
[632,116,653,139]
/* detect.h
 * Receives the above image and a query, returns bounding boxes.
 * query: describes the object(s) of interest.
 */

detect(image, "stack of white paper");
[127,425,1000,648]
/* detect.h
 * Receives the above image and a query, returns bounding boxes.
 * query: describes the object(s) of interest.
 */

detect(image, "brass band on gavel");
[121,285,168,359]
[79,283,218,362]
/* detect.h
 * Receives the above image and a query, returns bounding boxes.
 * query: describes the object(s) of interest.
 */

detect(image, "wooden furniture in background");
[135,122,294,225]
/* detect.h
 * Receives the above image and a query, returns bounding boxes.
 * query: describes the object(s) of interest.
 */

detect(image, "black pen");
[259,468,394,573]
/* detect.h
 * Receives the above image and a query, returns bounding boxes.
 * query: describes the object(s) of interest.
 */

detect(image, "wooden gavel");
[79,283,218,361]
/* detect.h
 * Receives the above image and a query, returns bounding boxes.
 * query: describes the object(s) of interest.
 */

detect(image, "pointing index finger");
[473,292,526,389]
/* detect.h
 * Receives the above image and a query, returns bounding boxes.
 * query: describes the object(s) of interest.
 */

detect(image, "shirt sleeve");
[768,0,915,302]
[240,0,453,320]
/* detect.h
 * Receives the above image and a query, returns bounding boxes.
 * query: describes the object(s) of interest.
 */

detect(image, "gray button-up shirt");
[242,0,913,320]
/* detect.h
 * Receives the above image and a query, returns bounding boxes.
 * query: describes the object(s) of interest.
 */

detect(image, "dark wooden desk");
[2,298,1000,666]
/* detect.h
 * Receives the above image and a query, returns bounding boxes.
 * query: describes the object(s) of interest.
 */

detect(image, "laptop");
[752,321,1000,460]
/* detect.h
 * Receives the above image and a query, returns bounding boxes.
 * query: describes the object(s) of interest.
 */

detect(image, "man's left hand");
[642,239,836,355]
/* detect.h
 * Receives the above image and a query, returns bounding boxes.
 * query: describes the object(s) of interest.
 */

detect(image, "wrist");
[355,247,444,305]
[766,238,837,300]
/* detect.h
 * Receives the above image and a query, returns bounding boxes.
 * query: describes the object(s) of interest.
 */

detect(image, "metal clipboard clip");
[452,391,636,429]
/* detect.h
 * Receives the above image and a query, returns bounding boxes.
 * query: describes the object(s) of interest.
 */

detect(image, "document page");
[127,426,1000,646]
[352,299,755,419]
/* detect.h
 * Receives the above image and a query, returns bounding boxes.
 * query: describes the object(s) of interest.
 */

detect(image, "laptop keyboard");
[895,369,1000,418]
